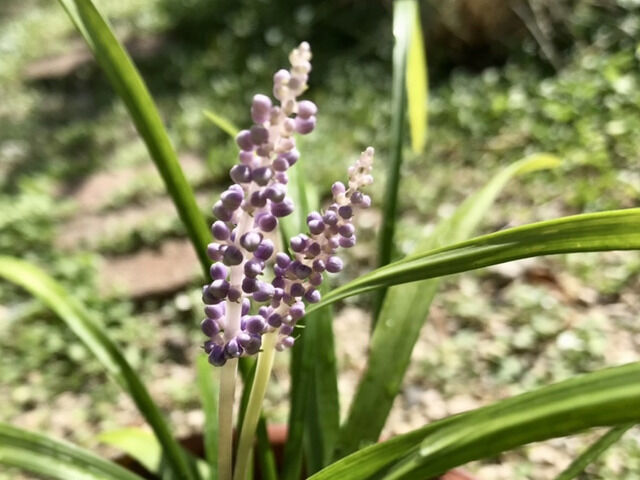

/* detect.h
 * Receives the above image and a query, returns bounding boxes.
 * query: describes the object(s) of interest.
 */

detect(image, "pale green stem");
[233,332,278,480]
[218,358,238,480]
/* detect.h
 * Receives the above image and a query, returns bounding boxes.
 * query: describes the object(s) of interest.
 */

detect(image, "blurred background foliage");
[1,0,640,478]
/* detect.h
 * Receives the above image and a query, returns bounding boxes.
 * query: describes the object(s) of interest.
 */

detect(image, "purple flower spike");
[201,42,374,365]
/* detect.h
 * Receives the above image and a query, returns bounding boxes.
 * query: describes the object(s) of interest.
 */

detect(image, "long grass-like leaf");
[203,110,239,138]
[406,1,428,154]
[309,208,640,312]
[309,362,640,480]
[336,154,559,457]
[58,0,211,274]
[378,0,413,269]
[555,424,633,480]
[0,423,144,480]
[0,257,196,480]
[196,355,219,480]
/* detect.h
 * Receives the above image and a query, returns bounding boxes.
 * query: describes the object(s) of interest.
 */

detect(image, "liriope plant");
[1,1,638,480]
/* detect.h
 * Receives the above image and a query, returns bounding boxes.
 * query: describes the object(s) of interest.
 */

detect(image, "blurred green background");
[1,0,640,478]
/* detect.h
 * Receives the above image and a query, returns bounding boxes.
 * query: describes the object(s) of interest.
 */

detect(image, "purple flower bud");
[251,94,272,124]
[326,256,344,273]
[207,243,222,261]
[271,198,294,217]
[339,223,355,237]
[267,313,282,328]
[273,156,289,171]
[312,259,326,272]
[208,279,230,299]
[204,340,215,354]
[230,165,252,184]
[254,239,274,261]
[360,194,372,208]
[282,149,300,167]
[308,219,325,235]
[350,191,363,204]
[295,115,316,134]
[274,172,289,184]
[297,100,317,119]
[242,298,251,315]
[238,332,262,355]
[290,235,307,253]
[213,201,233,221]
[222,245,243,266]
[276,252,291,268]
[257,213,278,232]
[290,302,305,320]
[253,282,275,302]
[274,69,290,84]
[209,344,227,366]
[252,166,273,186]
[242,277,259,293]
[289,282,305,297]
[201,318,219,337]
[332,182,346,197]
[212,221,230,240]
[244,258,263,278]
[228,287,242,302]
[339,235,356,248]
[280,324,294,336]
[306,242,321,258]
[291,261,312,279]
[250,125,269,144]
[328,237,340,250]
[210,262,228,280]
[240,231,263,252]
[338,205,353,219]
[245,315,266,334]
[323,210,338,226]
[236,130,254,151]
[239,151,254,164]
[309,272,323,286]
[250,190,267,208]
[272,275,285,289]
[204,304,224,319]
[304,288,321,303]
[264,184,286,203]
[225,338,243,358]
[258,306,271,318]
[221,188,244,210]
[280,336,295,349]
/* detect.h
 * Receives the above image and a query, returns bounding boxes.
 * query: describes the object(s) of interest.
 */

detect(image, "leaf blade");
[406,0,428,154]
[0,423,144,480]
[196,355,219,480]
[0,257,196,480]
[337,154,560,456]
[203,110,239,139]
[310,362,640,480]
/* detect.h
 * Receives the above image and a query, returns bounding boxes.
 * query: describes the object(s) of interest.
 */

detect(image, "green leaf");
[203,110,239,139]
[406,0,428,154]
[58,0,211,275]
[555,424,633,480]
[196,355,219,480]
[0,422,144,480]
[0,257,196,480]
[98,428,161,474]
[309,362,640,480]
[378,0,413,269]
[336,154,560,457]
[309,207,640,312]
